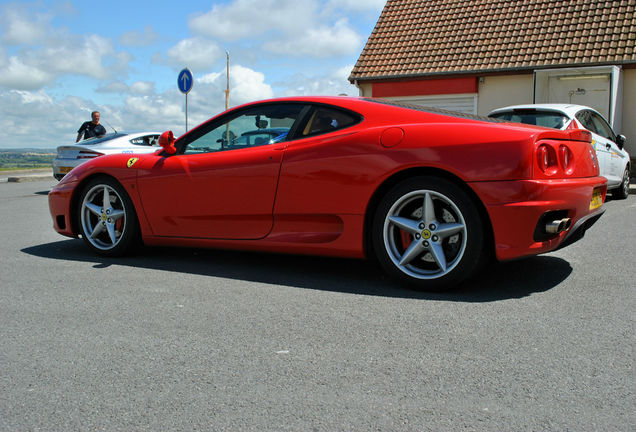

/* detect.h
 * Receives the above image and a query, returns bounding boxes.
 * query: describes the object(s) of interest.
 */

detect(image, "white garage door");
[386,94,478,114]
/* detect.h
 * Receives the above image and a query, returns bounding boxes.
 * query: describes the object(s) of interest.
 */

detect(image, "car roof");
[77,131,160,144]
[488,103,600,118]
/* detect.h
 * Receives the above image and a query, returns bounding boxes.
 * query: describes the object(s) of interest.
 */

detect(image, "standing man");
[76,111,107,142]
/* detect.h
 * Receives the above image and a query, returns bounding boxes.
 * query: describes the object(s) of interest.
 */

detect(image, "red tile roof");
[349,0,636,81]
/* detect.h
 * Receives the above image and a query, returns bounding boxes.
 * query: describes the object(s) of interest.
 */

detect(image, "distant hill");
[0,149,55,170]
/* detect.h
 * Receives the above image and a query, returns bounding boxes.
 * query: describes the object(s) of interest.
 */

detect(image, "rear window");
[80,133,127,145]
[489,110,568,129]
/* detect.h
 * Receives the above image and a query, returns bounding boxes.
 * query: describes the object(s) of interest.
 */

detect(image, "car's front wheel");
[372,176,486,291]
[612,167,630,200]
[77,177,139,256]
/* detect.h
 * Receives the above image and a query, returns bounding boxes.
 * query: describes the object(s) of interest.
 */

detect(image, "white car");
[53,132,161,180]
[488,104,631,199]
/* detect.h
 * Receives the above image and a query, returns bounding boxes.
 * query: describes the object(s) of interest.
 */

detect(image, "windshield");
[489,110,569,129]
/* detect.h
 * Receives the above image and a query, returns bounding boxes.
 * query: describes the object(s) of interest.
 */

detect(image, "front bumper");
[470,177,607,261]
[48,178,78,238]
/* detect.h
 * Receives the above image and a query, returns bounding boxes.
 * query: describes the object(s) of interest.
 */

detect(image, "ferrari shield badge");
[127,157,139,168]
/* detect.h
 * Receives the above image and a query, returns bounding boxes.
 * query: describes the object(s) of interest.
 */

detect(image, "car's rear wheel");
[78,177,139,256]
[612,167,630,200]
[372,176,485,291]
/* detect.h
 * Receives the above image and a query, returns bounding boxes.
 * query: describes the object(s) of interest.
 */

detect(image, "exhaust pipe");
[545,218,572,234]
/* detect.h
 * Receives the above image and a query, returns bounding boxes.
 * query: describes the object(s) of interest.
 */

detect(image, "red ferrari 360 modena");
[49,97,607,291]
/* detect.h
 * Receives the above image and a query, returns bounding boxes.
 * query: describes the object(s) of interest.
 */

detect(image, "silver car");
[488,104,631,199]
[53,132,161,180]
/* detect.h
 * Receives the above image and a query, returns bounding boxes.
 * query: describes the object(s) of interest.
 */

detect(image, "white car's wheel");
[372,176,486,291]
[78,177,139,256]
[611,167,630,200]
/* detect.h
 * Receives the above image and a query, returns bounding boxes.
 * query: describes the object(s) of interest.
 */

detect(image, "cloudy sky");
[0,0,385,149]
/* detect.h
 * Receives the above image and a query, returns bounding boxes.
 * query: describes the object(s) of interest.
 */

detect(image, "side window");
[575,111,598,135]
[183,104,304,155]
[301,107,360,137]
[589,112,615,141]
[130,135,159,146]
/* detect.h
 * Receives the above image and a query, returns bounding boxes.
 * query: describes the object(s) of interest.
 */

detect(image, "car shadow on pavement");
[22,239,572,302]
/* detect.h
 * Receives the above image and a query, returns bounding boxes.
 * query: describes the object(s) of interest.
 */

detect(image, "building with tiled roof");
[350,0,636,154]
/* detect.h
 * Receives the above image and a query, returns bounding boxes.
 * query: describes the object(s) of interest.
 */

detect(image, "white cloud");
[0,6,133,90]
[129,81,156,95]
[189,0,312,40]
[0,4,49,45]
[119,25,159,46]
[164,37,222,71]
[189,0,362,58]
[263,19,361,57]
[38,34,117,79]
[0,57,54,90]
[277,65,357,96]
[96,82,129,94]
[0,89,85,146]
[229,65,274,103]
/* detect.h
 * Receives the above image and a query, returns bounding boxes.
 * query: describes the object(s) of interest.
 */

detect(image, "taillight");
[537,144,558,175]
[77,150,102,159]
[559,145,574,174]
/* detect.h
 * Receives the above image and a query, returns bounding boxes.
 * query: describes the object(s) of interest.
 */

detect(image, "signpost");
[178,68,193,132]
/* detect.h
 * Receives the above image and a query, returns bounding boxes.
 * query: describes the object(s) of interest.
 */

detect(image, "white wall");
[476,74,534,115]
[621,69,636,155]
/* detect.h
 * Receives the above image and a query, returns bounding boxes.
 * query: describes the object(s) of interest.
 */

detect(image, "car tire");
[372,176,486,291]
[77,176,140,256]
[611,167,630,200]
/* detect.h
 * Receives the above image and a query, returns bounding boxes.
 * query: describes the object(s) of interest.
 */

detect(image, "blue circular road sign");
[178,68,193,94]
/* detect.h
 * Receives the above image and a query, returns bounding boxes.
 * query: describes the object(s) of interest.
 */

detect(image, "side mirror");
[615,134,626,150]
[158,130,177,154]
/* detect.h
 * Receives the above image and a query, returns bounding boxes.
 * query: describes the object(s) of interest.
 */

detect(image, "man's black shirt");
[78,122,107,140]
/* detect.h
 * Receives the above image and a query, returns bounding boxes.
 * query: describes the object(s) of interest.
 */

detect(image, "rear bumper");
[52,158,84,180]
[470,177,607,261]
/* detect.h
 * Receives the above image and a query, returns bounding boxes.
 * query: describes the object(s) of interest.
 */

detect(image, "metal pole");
[225,51,230,110]
[186,93,188,132]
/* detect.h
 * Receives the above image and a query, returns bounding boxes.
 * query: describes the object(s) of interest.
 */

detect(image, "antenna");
[104,120,118,134]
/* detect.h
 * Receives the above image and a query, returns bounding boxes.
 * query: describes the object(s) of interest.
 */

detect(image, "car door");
[137,104,306,239]
[575,109,622,187]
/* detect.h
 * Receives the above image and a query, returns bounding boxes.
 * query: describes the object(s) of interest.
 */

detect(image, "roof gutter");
[349,60,636,83]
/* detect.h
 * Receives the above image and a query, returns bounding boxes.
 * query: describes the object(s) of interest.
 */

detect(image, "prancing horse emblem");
[127,157,139,168]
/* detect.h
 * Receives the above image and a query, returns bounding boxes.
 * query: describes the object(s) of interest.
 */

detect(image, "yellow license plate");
[59,167,73,174]
[589,189,603,210]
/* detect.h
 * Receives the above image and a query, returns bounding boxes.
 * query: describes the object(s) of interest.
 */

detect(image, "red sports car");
[49,97,607,291]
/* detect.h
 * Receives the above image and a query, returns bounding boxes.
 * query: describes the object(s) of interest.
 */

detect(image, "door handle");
[606,144,611,150]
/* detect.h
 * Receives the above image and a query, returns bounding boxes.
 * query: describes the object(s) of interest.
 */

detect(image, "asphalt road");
[1,179,634,431]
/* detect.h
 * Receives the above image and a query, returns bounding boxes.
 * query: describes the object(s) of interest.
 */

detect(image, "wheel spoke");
[90,222,104,239]
[429,243,448,272]
[388,215,421,234]
[398,240,425,267]
[435,222,464,239]
[102,186,111,209]
[85,202,102,216]
[422,192,436,225]
[109,209,125,221]
[106,222,118,245]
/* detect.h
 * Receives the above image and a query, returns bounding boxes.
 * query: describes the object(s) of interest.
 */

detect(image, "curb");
[6,175,54,183]
[1,168,53,183]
